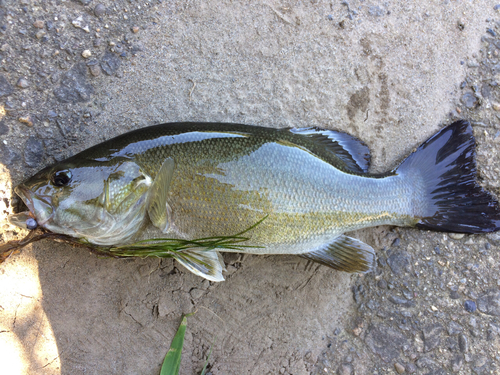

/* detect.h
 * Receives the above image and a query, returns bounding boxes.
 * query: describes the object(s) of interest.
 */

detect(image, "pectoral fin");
[173,249,225,282]
[301,235,375,273]
[148,157,175,232]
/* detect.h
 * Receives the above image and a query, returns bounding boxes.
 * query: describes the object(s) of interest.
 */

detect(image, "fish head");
[12,158,152,245]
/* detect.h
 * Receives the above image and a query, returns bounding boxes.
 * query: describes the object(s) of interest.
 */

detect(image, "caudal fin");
[396,120,500,233]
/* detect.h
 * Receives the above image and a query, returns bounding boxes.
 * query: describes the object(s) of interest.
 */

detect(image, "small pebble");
[450,290,460,299]
[394,362,405,374]
[495,4,500,10]
[33,20,44,29]
[492,103,500,111]
[82,49,92,58]
[487,28,497,36]
[406,363,416,374]
[16,78,29,88]
[458,333,468,352]
[18,116,33,126]
[132,26,139,33]
[449,233,465,240]
[464,300,476,313]
[89,64,101,77]
[36,30,46,39]
[94,4,106,17]
[377,279,387,289]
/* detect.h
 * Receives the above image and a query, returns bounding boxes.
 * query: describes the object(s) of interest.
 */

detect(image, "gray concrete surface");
[0,0,499,374]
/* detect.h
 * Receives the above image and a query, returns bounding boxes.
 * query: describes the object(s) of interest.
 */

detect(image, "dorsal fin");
[289,127,371,173]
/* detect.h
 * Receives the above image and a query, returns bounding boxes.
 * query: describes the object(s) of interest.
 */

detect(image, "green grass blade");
[86,215,268,259]
[160,315,189,375]
[200,337,216,375]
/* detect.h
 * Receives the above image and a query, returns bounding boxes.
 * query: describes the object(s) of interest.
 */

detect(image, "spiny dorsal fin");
[300,235,375,273]
[173,249,225,282]
[148,157,175,232]
[289,127,371,173]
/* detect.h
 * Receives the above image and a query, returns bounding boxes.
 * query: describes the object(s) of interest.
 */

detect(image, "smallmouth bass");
[8,120,500,281]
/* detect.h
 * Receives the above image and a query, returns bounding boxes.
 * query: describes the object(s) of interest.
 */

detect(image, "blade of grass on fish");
[160,314,193,375]
[101,215,269,258]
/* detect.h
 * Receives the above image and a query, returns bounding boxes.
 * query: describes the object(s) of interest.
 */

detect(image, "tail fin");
[396,120,500,233]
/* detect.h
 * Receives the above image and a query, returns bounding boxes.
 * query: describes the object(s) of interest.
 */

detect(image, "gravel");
[464,300,477,313]
[54,63,94,103]
[23,136,44,167]
[0,75,14,97]
[100,52,121,76]
[477,289,500,316]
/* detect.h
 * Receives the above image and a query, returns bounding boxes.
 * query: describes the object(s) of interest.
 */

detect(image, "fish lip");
[14,185,34,212]
[14,185,54,226]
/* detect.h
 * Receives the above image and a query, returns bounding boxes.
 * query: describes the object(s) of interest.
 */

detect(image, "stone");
[387,251,411,275]
[35,30,46,39]
[18,115,33,126]
[423,323,444,352]
[81,49,91,58]
[33,20,44,29]
[24,136,44,167]
[72,16,85,29]
[16,78,29,88]
[132,26,139,33]
[0,75,13,97]
[389,295,414,307]
[416,356,436,368]
[89,64,101,76]
[54,63,94,103]
[461,92,478,108]
[477,289,500,316]
[405,363,416,374]
[365,324,409,362]
[0,143,20,166]
[458,333,468,353]
[94,4,106,17]
[100,52,121,75]
[447,321,463,336]
[464,300,476,313]
[394,362,405,374]
[0,121,8,135]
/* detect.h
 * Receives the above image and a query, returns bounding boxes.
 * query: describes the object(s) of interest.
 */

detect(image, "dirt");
[0,1,499,374]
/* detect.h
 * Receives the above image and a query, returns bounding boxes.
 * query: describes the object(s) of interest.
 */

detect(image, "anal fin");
[301,235,375,273]
[173,249,225,282]
[148,157,175,232]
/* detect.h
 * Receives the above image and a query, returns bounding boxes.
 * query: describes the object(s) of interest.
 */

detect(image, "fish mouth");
[14,185,54,226]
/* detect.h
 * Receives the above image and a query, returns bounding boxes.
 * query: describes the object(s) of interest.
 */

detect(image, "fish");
[8,120,500,281]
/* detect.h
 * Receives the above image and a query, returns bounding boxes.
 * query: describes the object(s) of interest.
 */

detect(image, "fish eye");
[52,170,72,187]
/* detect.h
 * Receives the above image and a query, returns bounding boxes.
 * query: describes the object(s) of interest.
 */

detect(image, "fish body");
[10,121,500,281]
